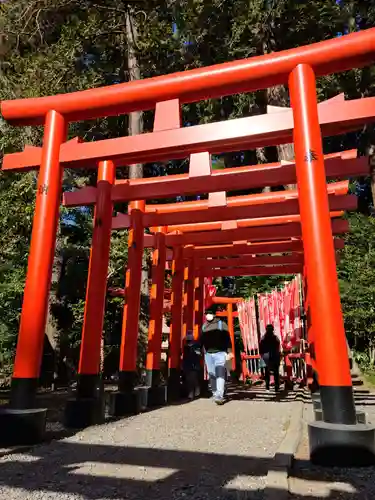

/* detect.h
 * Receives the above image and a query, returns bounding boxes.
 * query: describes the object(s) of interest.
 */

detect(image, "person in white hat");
[200,311,233,405]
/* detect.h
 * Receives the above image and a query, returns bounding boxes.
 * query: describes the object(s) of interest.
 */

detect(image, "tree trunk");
[125,8,149,367]
[267,86,295,190]
[44,238,64,389]
[258,32,295,191]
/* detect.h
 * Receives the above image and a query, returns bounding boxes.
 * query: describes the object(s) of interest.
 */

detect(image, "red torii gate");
[0,28,374,465]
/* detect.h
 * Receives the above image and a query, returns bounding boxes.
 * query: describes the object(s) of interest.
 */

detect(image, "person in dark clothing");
[200,312,233,405]
[259,324,281,392]
[182,332,202,400]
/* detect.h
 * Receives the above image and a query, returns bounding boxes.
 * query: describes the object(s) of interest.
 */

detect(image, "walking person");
[200,312,233,405]
[182,332,202,400]
[259,324,281,393]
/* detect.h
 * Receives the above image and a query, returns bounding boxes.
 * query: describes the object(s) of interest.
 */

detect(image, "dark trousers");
[264,363,280,391]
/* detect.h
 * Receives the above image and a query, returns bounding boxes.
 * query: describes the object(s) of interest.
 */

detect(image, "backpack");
[202,319,223,333]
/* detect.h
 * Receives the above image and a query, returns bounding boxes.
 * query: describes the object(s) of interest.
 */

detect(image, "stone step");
[354,389,371,395]
[352,379,364,386]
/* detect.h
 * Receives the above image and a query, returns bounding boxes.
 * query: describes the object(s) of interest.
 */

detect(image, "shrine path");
[0,385,296,500]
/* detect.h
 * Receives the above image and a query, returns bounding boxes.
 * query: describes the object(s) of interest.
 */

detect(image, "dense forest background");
[0,0,375,384]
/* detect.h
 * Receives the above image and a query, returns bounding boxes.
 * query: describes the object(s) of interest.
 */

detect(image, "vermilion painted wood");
[191,239,343,258]
[78,161,115,376]
[144,235,345,253]
[146,227,167,372]
[204,265,303,278]
[119,201,145,373]
[165,210,347,233]
[212,297,244,304]
[193,277,204,340]
[145,179,349,213]
[217,310,239,318]
[200,254,304,269]
[168,211,344,236]
[2,28,375,125]
[182,246,195,339]
[109,189,354,229]
[289,64,352,388]
[169,246,184,372]
[4,97,374,172]
[164,218,348,247]
[62,152,364,207]
[13,111,66,381]
[227,303,236,370]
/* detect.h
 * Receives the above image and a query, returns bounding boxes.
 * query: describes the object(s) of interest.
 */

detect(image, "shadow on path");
[0,440,371,499]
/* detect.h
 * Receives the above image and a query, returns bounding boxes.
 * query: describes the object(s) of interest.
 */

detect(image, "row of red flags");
[204,277,217,309]
[238,275,303,352]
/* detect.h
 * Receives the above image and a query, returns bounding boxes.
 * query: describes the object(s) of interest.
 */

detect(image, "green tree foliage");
[338,214,375,369]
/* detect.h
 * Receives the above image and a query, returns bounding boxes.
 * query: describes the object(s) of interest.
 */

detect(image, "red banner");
[256,276,302,349]
[238,297,259,353]
[204,277,217,309]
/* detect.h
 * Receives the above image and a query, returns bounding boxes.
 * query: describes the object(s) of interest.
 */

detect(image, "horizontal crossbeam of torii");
[199,254,305,269]
[163,211,347,233]
[2,96,374,174]
[110,189,355,229]
[163,218,348,246]
[202,265,303,277]
[139,214,347,248]
[61,150,365,206]
[191,238,345,258]
[2,28,375,125]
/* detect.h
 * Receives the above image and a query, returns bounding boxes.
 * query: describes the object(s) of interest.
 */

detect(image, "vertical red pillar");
[145,226,167,389]
[183,246,195,338]
[227,303,236,372]
[303,267,317,390]
[11,110,66,410]
[168,245,184,399]
[182,263,188,339]
[118,200,145,393]
[76,161,115,398]
[289,64,355,425]
[193,276,204,340]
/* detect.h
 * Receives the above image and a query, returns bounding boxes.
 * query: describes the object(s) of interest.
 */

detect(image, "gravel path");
[289,390,375,499]
[0,387,294,500]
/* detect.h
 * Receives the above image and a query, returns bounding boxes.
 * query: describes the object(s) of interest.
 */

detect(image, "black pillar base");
[64,374,105,429]
[167,369,182,402]
[320,385,356,425]
[309,421,375,467]
[10,377,39,409]
[0,407,47,445]
[147,385,168,408]
[64,397,105,429]
[314,408,366,425]
[118,370,137,393]
[137,386,150,412]
[76,373,103,399]
[108,389,142,417]
[145,369,161,388]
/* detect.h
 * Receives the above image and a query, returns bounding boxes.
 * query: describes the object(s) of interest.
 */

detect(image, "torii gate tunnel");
[1,28,375,465]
